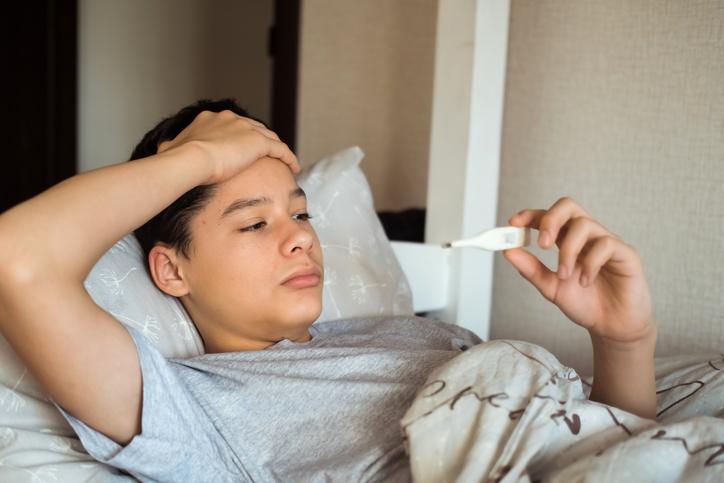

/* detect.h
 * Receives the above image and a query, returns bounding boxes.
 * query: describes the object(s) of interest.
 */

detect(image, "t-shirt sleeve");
[52,324,242,483]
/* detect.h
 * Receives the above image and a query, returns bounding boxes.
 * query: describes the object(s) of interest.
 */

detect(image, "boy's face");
[164,157,324,352]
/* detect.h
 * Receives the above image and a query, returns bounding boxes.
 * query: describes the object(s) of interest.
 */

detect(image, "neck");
[197,322,312,353]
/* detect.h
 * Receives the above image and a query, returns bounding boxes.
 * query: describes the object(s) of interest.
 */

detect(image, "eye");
[239,221,266,232]
[293,212,313,222]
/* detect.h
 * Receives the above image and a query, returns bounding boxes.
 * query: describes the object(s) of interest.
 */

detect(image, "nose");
[282,220,314,256]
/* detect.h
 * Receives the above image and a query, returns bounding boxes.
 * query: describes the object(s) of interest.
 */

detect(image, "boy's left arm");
[504,197,657,419]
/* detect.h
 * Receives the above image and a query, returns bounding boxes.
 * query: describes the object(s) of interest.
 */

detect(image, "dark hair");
[129,98,256,266]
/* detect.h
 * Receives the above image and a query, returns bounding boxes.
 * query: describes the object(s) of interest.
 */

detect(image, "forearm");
[0,142,213,282]
[589,327,657,419]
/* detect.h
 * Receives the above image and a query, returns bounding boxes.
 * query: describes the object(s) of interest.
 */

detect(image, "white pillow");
[299,146,414,321]
[0,145,413,481]
[83,236,206,358]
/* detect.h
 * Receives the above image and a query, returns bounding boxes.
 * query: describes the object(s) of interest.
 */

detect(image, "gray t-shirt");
[54,316,482,482]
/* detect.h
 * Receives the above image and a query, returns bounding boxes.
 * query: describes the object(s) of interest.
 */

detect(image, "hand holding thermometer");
[441,226,532,251]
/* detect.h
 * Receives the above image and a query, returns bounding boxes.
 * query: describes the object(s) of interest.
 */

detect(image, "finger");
[578,236,617,287]
[508,209,567,247]
[536,197,593,250]
[511,206,582,231]
[252,125,281,142]
[241,116,267,129]
[510,209,567,249]
[509,208,576,250]
[264,139,300,173]
[556,216,609,280]
[503,248,559,302]
[218,111,267,130]
[579,236,638,287]
[508,209,546,227]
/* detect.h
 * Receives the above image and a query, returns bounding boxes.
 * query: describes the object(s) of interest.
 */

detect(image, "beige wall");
[492,0,724,375]
[296,0,437,211]
[78,0,273,172]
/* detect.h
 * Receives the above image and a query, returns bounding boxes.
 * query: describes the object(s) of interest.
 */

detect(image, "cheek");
[310,232,324,263]
[196,242,275,291]
[314,244,324,266]
[222,247,278,288]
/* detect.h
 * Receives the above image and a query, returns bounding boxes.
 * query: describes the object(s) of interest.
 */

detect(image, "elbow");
[1,258,42,287]
[0,227,42,287]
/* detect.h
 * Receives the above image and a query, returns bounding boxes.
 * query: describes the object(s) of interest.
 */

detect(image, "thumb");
[503,248,558,301]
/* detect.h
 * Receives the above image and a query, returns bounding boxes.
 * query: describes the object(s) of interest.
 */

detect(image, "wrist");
[590,322,657,356]
[590,323,656,389]
[159,140,218,186]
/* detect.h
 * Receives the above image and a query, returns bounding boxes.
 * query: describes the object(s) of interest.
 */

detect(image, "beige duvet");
[402,340,724,482]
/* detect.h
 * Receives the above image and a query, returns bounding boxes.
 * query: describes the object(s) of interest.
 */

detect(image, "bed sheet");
[401,340,724,482]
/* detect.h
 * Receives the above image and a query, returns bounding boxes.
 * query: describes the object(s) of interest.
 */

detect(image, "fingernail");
[539,230,551,247]
[558,265,568,279]
[580,275,589,287]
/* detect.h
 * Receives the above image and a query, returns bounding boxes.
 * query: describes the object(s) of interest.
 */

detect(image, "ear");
[148,245,190,297]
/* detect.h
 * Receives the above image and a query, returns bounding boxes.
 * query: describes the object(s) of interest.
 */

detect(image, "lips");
[281,266,322,288]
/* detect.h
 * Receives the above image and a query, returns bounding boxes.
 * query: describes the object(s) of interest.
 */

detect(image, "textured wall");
[296,0,437,211]
[492,0,724,375]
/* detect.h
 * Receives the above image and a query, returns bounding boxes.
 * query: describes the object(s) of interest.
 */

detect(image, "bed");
[1,144,722,482]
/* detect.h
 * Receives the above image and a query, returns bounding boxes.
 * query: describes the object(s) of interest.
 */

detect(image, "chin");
[300,302,323,324]
[282,297,323,327]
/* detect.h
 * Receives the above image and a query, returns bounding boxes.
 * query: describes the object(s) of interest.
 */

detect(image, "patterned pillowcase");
[0,145,414,480]
[299,146,414,322]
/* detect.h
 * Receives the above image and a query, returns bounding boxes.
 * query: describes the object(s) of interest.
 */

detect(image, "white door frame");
[425,0,511,339]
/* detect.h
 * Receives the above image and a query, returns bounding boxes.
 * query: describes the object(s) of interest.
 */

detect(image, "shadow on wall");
[198,0,274,124]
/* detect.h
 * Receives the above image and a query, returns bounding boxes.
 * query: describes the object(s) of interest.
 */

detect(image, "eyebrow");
[220,187,306,219]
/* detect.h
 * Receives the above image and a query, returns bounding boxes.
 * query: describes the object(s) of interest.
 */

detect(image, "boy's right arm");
[0,271,143,445]
[0,111,297,445]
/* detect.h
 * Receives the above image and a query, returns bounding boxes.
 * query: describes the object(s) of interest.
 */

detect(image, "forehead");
[217,157,296,193]
[210,158,303,216]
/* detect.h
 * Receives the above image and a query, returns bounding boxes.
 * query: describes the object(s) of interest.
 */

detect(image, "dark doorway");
[270,0,300,151]
[2,0,78,213]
